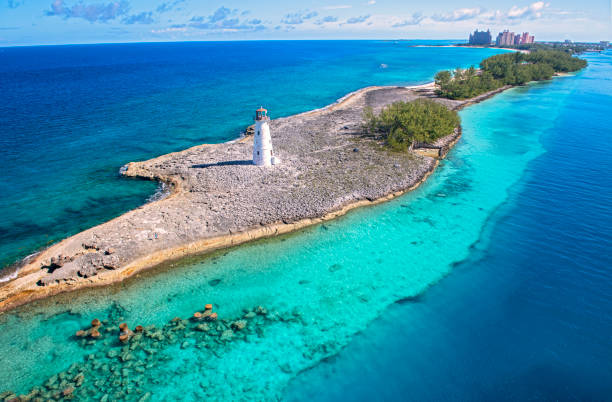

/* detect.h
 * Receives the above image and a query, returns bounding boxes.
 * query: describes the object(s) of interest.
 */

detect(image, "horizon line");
[1,37,608,49]
[1,38,464,48]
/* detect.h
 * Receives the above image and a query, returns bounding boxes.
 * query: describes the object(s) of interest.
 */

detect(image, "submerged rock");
[73,373,84,387]
[328,263,342,272]
[44,374,58,389]
[279,363,292,374]
[0,392,16,400]
[231,320,247,331]
[220,330,234,341]
[62,386,74,398]
[16,305,283,400]
[119,351,133,362]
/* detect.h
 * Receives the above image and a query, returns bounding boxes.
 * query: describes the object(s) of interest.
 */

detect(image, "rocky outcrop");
[414,126,463,158]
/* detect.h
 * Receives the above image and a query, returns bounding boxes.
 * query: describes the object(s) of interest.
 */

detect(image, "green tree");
[436,49,586,100]
[363,99,460,151]
[434,70,452,87]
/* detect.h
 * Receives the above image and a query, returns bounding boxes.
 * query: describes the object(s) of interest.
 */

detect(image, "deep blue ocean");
[0,42,610,401]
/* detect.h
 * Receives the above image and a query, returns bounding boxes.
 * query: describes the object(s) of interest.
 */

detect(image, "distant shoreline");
[412,44,525,53]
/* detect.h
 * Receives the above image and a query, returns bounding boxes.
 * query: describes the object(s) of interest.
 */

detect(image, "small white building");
[253,107,280,166]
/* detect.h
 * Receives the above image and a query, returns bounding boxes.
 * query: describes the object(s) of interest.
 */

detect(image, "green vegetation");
[502,42,606,54]
[460,42,605,54]
[363,99,460,151]
[434,67,502,99]
[435,50,587,100]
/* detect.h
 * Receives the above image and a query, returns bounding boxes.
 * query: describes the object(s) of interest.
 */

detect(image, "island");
[0,50,586,313]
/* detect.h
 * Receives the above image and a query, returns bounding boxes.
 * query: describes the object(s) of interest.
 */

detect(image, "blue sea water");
[0,40,503,270]
[0,43,610,401]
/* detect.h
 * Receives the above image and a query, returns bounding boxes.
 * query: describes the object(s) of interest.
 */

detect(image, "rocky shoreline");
[0,83,504,314]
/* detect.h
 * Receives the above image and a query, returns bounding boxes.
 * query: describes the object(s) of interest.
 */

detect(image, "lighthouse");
[253,107,279,166]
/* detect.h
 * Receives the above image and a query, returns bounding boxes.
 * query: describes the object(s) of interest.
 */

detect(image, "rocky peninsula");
[0,83,504,313]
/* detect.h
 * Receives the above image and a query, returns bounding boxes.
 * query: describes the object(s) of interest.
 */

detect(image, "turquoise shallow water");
[0,40,507,271]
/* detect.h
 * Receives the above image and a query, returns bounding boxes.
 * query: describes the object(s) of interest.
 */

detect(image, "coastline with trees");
[361,49,587,153]
[434,50,587,100]
[459,40,608,54]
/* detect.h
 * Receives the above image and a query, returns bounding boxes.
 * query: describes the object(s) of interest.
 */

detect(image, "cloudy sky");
[0,0,610,46]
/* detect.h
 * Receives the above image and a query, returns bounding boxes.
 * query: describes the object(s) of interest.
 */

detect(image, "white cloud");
[323,5,352,10]
[45,0,130,23]
[422,2,555,26]
[506,1,549,19]
[392,12,425,27]
[366,0,376,5]
[188,7,266,31]
[151,26,186,33]
[281,10,318,24]
[344,14,370,24]
[315,15,339,25]
[480,1,552,23]
[346,15,370,24]
[432,7,483,22]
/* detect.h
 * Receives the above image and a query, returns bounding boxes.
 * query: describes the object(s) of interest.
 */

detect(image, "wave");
[0,251,39,283]
[146,181,171,203]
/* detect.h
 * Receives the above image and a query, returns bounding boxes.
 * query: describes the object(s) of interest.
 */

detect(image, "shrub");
[363,99,460,151]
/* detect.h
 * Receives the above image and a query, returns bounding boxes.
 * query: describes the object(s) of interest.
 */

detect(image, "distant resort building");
[468,29,535,47]
[518,32,535,45]
[468,30,492,45]
[495,30,535,46]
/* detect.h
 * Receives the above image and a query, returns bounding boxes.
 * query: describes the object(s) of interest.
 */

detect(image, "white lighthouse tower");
[253,107,279,166]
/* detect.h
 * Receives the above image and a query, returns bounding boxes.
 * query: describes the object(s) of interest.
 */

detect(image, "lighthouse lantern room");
[253,107,280,166]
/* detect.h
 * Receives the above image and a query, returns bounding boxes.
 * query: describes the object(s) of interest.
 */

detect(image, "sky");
[0,0,610,46]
